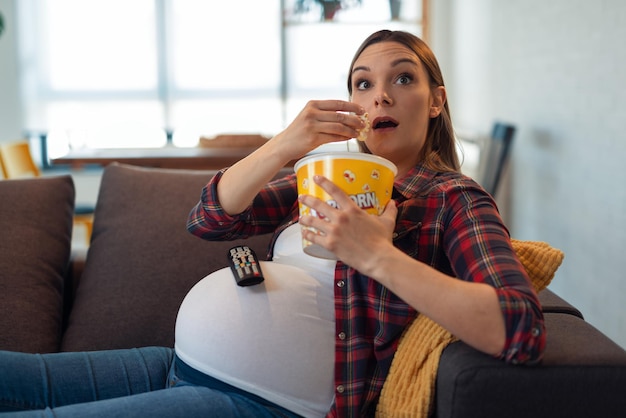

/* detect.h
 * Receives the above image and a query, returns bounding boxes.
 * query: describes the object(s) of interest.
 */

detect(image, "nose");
[374,90,393,107]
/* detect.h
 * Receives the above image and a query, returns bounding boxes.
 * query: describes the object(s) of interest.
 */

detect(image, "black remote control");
[227,245,264,287]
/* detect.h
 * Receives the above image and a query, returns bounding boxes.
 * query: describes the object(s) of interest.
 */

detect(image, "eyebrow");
[351,58,419,75]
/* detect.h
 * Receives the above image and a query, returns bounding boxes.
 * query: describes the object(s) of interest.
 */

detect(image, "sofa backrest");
[0,175,74,353]
[61,163,274,351]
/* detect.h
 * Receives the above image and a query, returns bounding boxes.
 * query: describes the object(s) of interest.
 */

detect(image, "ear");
[429,86,446,118]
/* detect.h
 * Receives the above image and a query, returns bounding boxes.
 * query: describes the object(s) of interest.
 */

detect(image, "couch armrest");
[538,288,583,318]
[434,313,626,418]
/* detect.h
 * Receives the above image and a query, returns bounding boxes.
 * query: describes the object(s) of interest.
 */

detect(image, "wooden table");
[51,146,290,171]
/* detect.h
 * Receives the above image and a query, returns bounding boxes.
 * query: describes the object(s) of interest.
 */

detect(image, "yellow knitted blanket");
[375,240,565,418]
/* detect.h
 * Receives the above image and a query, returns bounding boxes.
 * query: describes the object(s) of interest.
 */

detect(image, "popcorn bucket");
[294,152,397,259]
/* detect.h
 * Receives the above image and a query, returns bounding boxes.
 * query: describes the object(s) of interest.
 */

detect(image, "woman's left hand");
[300,177,508,357]
[298,175,397,275]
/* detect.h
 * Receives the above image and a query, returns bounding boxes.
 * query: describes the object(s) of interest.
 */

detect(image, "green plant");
[294,0,362,21]
[0,12,5,38]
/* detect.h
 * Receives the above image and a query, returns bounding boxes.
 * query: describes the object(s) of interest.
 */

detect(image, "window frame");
[17,0,427,164]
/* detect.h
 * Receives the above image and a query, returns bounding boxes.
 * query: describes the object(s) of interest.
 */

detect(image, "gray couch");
[1,162,625,417]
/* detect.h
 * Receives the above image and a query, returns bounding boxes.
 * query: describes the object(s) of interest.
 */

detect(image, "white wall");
[431,0,626,348]
[0,0,22,141]
[2,0,625,348]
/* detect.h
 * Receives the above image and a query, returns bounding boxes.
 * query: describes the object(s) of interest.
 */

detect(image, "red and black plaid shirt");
[187,163,545,417]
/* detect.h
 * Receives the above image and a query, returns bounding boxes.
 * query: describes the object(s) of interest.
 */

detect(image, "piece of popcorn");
[343,169,356,183]
[357,113,370,142]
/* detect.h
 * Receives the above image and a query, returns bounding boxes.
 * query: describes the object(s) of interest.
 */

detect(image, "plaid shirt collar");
[393,163,440,199]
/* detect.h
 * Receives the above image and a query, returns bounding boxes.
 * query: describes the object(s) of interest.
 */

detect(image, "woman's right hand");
[271,100,367,162]
[216,100,366,215]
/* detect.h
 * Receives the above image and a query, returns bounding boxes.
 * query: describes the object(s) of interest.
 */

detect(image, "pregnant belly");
[174,261,335,416]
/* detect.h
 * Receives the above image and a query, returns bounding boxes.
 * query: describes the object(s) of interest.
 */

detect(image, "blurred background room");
[1,0,624,349]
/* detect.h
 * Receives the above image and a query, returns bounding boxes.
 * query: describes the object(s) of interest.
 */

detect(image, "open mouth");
[372,117,399,130]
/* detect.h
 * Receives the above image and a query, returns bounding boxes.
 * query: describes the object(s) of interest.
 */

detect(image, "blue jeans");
[0,347,300,418]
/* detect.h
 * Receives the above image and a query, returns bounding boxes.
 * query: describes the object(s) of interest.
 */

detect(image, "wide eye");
[396,73,413,85]
[355,78,370,90]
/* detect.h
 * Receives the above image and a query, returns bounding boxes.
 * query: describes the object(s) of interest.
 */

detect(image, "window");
[17,0,426,158]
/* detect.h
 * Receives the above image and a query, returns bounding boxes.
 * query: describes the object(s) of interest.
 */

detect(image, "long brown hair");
[347,30,460,172]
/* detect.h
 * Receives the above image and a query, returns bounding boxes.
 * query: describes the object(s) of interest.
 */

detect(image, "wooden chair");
[0,140,94,241]
[479,123,516,198]
[0,153,5,179]
[0,141,41,178]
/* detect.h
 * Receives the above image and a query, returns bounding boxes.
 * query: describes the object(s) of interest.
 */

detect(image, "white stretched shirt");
[175,223,336,417]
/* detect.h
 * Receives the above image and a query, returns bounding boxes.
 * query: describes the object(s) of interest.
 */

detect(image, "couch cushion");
[0,176,74,353]
[61,163,273,351]
[510,239,564,292]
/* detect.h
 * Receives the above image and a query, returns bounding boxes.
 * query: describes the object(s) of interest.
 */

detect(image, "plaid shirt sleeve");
[186,169,299,241]
[441,178,546,364]
[184,165,545,418]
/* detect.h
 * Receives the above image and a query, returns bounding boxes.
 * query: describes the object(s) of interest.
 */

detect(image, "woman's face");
[350,41,445,175]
